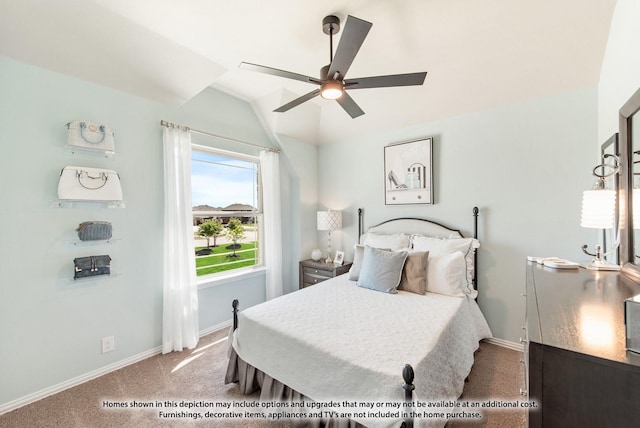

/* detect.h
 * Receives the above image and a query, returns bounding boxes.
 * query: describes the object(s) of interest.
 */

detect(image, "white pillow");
[426,251,467,297]
[411,235,479,290]
[348,244,365,281]
[363,232,411,250]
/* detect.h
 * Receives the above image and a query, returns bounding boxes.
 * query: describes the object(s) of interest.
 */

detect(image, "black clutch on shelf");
[74,255,111,279]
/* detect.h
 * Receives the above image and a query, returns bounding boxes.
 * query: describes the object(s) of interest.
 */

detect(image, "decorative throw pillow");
[357,246,408,293]
[348,244,365,281]
[425,251,466,297]
[398,251,429,294]
[411,236,479,291]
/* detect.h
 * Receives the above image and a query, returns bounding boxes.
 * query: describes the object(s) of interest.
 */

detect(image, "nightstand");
[299,259,353,289]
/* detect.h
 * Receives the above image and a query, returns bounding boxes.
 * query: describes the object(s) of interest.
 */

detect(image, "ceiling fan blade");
[240,62,322,85]
[345,72,427,90]
[327,15,372,80]
[336,92,365,118]
[273,89,321,113]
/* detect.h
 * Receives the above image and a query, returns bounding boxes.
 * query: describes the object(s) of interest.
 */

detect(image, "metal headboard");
[357,206,480,291]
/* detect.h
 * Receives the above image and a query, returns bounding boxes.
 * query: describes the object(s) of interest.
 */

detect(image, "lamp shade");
[581,189,616,229]
[317,210,342,231]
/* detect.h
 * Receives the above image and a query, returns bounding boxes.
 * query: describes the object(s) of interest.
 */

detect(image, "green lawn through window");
[195,242,257,276]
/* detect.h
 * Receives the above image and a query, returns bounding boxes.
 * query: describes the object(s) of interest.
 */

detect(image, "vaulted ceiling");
[0,0,617,145]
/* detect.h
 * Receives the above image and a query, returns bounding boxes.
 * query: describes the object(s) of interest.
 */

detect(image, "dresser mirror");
[619,86,640,280]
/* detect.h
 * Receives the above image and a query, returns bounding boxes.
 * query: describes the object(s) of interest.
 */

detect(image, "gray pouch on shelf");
[76,221,112,241]
[74,255,111,279]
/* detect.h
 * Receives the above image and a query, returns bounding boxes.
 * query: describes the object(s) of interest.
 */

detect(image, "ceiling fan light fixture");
[240,14,426,118]
[321,81,343,100]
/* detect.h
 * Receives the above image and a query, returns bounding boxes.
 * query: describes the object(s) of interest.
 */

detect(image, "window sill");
[197,265,266,289]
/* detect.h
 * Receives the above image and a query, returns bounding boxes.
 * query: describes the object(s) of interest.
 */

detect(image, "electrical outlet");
[102,336,115,354]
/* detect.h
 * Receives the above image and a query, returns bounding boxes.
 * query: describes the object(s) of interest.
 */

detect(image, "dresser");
[299,259,352,289]
[524,262,640,427]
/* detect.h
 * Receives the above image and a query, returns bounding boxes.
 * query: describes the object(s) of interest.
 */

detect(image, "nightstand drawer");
[299,260,353,289]
[302,273,330,286]
[303,266,333,279]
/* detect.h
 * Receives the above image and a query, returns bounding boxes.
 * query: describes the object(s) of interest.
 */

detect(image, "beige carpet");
[0,329,525,427]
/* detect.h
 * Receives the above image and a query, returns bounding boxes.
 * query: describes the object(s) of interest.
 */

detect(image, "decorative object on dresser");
[580,149,620,270]
[524,262,640,427]
[625,294,640,353]
[310,248,322,261]
[333,250,345,265]
[317,210,341,263]
[384,137,433,205]
[299,259,352,289]
[66,120,115,152]
[57,166,123,201]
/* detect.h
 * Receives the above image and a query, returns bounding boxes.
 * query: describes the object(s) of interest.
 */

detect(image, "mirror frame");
[619,85,640,281]
[601,133,620,263]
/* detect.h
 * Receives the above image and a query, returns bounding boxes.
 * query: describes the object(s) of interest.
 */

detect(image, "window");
[191,145,262,277]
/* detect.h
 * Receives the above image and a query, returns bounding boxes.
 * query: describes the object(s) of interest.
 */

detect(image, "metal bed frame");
[231,206,480,428]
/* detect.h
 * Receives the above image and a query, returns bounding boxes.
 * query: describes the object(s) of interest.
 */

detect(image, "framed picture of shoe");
[384,137,433,205]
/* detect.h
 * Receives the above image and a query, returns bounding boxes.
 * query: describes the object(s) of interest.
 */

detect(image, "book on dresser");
[299,259,352,289]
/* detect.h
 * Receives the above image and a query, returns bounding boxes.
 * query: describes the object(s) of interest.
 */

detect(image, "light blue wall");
[0,55,311,408]
[5,3,638,406]
[318,87,597,343]
[598,0,640,141]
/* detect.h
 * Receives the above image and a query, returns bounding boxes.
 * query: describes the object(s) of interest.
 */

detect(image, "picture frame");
[384,137,433,205]
[333,251,345,265]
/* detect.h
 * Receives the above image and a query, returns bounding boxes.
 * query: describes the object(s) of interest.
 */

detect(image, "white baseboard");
[200,319,232,337]
[483,337,524,352]
[0,345,162,416]
[0,321,233,416]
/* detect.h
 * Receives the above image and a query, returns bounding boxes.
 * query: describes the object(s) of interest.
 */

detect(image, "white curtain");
[162,127,199,353]
[260,150,283,300]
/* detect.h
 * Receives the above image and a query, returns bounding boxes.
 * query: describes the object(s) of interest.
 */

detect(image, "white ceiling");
[0,0,617,145]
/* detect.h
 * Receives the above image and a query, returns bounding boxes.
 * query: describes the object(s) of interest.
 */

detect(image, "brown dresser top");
[527,262,640,367]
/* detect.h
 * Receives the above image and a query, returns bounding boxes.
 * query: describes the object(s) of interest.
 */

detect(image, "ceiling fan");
[239,15,427,118]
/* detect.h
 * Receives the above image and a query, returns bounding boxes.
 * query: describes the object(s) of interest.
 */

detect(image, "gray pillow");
[357,246,409,293]
[398,251,429,295]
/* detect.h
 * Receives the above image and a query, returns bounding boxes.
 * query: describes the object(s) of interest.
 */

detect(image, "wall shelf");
[64,145,115,158]
[65,238,120,247]
[69,273,120,283]
[50,200,126,209]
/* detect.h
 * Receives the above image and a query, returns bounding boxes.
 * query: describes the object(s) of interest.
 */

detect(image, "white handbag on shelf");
[57,166,123,201]
[66,120,115,152]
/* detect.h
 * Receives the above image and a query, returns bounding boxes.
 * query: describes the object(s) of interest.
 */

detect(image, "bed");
[225,207,492,428]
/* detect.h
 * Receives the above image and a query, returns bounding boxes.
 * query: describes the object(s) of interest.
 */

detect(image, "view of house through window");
[191,146,261,277]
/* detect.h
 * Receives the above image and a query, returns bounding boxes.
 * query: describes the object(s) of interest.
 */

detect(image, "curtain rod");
[160,120,280,153]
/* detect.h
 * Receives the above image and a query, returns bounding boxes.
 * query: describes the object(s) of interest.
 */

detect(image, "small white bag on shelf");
[57,166,123,201]
[66,121,115,152]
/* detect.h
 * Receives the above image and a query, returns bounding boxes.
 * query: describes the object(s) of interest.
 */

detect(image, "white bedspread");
[230,274,492,428]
